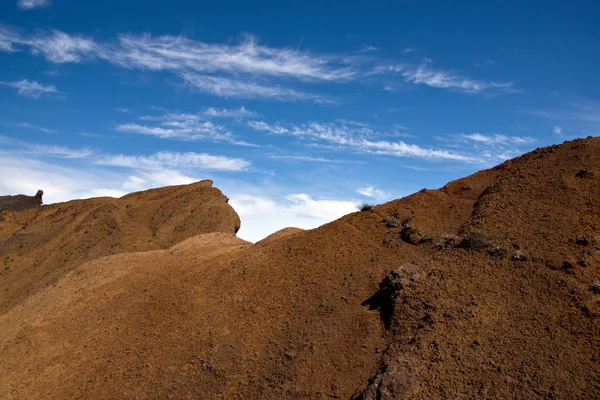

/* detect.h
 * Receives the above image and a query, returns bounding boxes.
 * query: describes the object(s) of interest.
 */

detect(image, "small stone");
[562,261,574,270]
[512,250,526,261]
[591,282,600,294]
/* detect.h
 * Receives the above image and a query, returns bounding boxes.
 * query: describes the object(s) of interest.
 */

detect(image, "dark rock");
[0,190,44,213]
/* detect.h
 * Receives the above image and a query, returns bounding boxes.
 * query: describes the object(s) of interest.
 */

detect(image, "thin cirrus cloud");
[116,111,257,146]
[268,154,360,163]
[203,106,258,118]
[17,0,50,10]
[0,25,350,102]
[180,72,333,103]
[248,120,476,161]
[96,151,251,172]
[0,135,252,172]
[0,24,519,101]
[0,121,56,133]
[0,79,59,98]
[372,63,517,94]
[529,98,600,128]
[0,149,251,205]
[460,133,535,145]
[0,135,92,158]
[357,185,391,200]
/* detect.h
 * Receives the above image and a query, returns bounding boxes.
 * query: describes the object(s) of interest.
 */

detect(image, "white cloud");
[203,106,258,118]
[247,120,289,134]
[96,151,251,172]
[0,25,519,101]
[0,26,351,102]
[17,0,50,10]
[27,31,98,63]
[358,45,377,53]
[117,111,256,146]
[0,156,126,204]
[268,155,359,163]
[110,33,355,81]
[290,122,476,161]
[181,73,331,103]
[0,136,252,207]
[374,63,517,94]
[357,186,390,200]
[114,107,131,113]
[248,120,477,161]
[0,27,20,51]
[0,135,91,158]
[402,64,514,93]
[0,79,59,98]
[553,126,563,135]
[461,133,535,145]
[230,193,358,242]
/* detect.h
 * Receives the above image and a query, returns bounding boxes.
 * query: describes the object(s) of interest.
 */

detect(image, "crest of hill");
[0,138,599,399]
[0,180,241,314]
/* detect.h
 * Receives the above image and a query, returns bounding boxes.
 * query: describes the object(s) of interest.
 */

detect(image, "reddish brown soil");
[1,138,599,399]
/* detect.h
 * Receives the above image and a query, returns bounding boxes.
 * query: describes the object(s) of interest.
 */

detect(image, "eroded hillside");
[0,138,599,399]
[0,180,240,314]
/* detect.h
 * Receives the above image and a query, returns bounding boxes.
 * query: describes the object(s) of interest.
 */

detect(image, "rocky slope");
[0,138,599,399]
[0,180,240,314]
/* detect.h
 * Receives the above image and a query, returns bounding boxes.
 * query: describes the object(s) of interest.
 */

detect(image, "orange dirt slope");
[0,179,241,314]
[1,137,599,399]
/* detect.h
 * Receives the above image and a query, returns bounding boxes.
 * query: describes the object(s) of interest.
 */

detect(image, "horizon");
[1,0,598,242]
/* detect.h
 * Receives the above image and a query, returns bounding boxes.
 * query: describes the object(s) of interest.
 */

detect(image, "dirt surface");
[0,180,240,314]
[1,138,599,399]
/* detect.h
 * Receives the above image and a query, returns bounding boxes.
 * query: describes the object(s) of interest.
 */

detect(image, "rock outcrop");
[0,189,43,213]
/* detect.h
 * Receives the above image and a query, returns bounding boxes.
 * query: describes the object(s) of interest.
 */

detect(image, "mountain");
[1,138,599,399]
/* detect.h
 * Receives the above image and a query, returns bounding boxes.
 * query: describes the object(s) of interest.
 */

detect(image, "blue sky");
[0,0,598,242]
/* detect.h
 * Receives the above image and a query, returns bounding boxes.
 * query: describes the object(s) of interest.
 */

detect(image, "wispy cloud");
[553,126,563,135]
[247,120,289,134]
[117,111,256,146]
[26,31,98,63]
[268,154,360,163]
[203,106,258,118]
[0,136,252,204]
[110,33,355,81]
[373,63,517,94]
[114,107,131,113]
[0,135,91,158]
[17,0,50,10]
[357,185,390,200]
[1,121,56,133]
[358,45,377,53]
[181,73,332,103]
[249,120,476,161]
[0,25,519,101]
[529,98,600,130]
[445,132,537,161]
[461,133,535,145]
[0,79,59,98]
[96,151,251,172]
[0,26,349,102]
